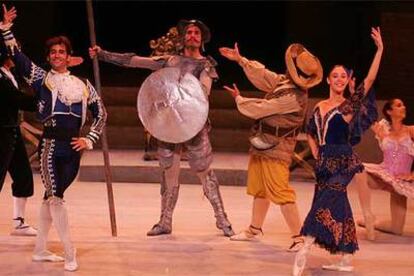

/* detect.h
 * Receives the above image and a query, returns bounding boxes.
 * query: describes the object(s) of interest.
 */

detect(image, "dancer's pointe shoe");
[32,250,64,262]
[292,248,308,276]
[322,263,354,272]
[146,224,172,236]
[322,255,354,272]
[64,248,78,272]
[230,225,262,241]
[11,224,37,236]
[11,217,37,236]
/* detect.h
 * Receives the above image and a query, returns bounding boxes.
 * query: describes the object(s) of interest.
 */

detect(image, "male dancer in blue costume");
[1,5,107,271]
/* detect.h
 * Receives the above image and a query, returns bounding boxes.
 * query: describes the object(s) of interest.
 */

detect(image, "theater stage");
[0,150,413,275]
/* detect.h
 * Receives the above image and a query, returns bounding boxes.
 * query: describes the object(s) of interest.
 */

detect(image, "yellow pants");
[246,155,296,204]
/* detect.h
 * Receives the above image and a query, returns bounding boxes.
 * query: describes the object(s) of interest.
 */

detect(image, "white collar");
[50,69,71,76]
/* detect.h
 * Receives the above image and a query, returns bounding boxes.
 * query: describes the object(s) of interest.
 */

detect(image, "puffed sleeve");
[238,57,286,93]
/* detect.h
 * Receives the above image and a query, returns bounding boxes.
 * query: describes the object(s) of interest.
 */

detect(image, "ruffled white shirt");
[46,69,85,106]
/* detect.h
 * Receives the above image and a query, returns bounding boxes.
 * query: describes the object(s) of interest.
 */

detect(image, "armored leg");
[186,126,234,236]
[198,169,234,237]
[147,143,181,236]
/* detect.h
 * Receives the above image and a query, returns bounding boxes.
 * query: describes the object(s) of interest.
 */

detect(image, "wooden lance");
[86,0,117,237]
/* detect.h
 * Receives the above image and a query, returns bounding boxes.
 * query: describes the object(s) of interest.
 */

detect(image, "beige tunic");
[235,57,308,165]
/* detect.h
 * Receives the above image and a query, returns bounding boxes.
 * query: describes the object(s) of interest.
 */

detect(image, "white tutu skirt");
[364,163,414,199]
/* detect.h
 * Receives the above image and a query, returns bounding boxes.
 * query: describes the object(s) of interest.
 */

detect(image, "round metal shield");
[137,67,209,143]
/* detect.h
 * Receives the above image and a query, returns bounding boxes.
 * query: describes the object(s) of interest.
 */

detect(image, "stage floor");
[1,174,414,275]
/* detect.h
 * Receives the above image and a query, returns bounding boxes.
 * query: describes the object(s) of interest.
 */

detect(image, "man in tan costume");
[220,43,322,251]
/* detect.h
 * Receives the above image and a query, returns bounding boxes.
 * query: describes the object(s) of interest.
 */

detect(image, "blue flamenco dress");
[300,84,377,254]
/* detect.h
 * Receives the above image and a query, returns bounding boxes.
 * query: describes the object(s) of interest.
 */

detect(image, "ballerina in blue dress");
[293,27,383,275]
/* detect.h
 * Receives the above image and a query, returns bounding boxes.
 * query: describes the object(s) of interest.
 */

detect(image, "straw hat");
[285,43,323,89]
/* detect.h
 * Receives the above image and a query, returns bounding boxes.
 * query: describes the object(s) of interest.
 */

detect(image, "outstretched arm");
[223,83,301,119]
[89,45,165,70]
[1,4,17,52]
[348,28,383,111]
[219,43,284,93]
[362,27,384,94]
[0,4,46,91]
[219,42,242,63]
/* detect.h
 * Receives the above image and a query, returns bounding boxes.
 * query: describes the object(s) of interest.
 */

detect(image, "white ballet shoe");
[322,254,354,272]
[64,248,78,272]
[322,263,354,272]
[292,249,307,276]
[32,250,64,262]
[11,224,37,236]
[292,236,314,276]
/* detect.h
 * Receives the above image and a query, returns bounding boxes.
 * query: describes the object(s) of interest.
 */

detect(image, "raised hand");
[371,27,383,51]
[371,119,390,139]
[223,83,240,98]
[88,45,102,59]
[2,4,17,25]
[363,27,384,94]
[219,42,242,62]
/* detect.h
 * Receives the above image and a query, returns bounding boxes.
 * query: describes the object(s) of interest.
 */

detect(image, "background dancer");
[355,99,414,240]
[0,39,37,237]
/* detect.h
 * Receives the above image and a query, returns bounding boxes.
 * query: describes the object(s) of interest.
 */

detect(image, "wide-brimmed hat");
[285,43,323,90]
[177,19,211,43]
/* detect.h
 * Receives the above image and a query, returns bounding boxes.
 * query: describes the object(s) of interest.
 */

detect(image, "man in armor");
[89,19,234,237]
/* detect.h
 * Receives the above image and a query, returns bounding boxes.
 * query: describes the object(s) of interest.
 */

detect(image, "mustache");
[186,38,201,43]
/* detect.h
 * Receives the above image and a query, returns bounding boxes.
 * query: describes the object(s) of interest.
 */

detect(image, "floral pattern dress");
[300,84,377,254]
